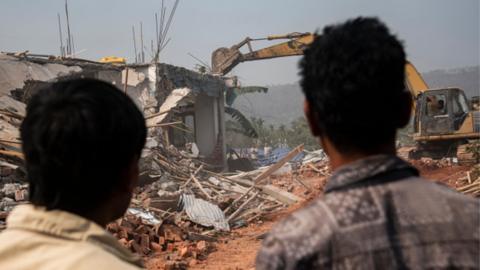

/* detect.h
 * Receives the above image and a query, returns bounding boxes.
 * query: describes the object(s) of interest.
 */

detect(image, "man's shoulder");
[259,176,478,244]
[257,198,335,268]
[270,198,335,240]
[65,244,143,270]
[0,228,143,270]
[391,177,480,223]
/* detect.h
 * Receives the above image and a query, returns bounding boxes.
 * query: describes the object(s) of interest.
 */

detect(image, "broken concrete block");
[140,234,150,252]
[118,238,129,248]
[179,246,189,258]
[208,176,220,186]
[1,183,18,197]
[163,225,184,242]
[158,236,165,245]
[166,243,175,253]
[14,189,25,201]
[188,259,198,267]
[151,242,162,253]
[196,240,207,253]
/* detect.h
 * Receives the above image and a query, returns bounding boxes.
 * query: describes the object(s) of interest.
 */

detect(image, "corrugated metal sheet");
[180,194,230,231]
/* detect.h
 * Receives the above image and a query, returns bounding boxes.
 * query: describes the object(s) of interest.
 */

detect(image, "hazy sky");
[0,0,478,85]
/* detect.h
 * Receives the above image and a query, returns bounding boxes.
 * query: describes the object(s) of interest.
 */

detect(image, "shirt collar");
[324,154,418,193]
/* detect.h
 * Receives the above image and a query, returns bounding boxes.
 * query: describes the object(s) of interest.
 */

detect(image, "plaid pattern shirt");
[256,155,480,270]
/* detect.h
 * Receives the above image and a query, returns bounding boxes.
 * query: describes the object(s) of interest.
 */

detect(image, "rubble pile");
[139,142,292,220]
[87,143,310,267]
[0,124,310,268]
[297,149,330,178]
[106,210,214,269]
[0,95,28,228]
[0,73,314,269]
[455,164,480,197]
[416,157,457,168]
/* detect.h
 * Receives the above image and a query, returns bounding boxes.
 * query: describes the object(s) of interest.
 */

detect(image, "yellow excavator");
[212,33,480,160]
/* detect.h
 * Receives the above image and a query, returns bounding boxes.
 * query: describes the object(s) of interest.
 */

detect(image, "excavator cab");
[416,88,470,136]
[411,88,479,159]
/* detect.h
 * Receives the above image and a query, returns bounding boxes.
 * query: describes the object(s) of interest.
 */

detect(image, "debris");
[146,88,192,126]
[260,185,302,205]
[180,194,230,231]
[127,208,162,225]
[227,191,259,222]
[302,149,327,164]
[254,144,304,184]
[455,164,480,197]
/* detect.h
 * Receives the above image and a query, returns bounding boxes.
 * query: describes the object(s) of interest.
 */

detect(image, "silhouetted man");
[256,17,479,269]
[0,79,146,269]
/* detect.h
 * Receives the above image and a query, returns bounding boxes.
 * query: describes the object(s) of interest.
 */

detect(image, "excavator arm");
[211,32,315,75]
[211,34,428,97]
[405,61,429,96]
[212,32,430,108]
[404,61,433,112]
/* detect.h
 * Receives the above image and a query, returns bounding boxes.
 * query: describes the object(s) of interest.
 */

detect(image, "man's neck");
[321,137,397,171]
[66,204,114,228]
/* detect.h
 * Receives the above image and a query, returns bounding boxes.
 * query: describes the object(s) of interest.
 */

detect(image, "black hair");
[21,78,146,212]
[300,17,410,154]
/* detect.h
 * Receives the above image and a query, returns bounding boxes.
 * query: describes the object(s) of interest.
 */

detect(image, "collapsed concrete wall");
[122,63,227,168]
[0,54,82,96]
[0,54,227,168]
[0,54,122,103]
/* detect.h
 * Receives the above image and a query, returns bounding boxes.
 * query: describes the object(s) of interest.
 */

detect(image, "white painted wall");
[194,93,217,156]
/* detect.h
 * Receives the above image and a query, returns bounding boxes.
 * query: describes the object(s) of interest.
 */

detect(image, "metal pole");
[132,25,138,63]
[57,13,64,57]
[71,34,75,56]
[65,0,72,56]
[140,21,145,62]
[155,13,159,62]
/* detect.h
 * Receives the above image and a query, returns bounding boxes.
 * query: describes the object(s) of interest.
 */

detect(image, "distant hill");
[422,66,479,98]
[232,66,479,126]
[232,83,303,126]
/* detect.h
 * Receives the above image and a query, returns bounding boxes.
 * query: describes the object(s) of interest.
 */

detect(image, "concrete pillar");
[194,94,216,156]
[218,91,227,169]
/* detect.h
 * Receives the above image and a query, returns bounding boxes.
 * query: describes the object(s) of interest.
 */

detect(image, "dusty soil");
[146,161,472,270]
[411,161,471,187]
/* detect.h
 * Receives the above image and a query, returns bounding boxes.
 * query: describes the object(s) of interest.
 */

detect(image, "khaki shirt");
[0,204,144,270]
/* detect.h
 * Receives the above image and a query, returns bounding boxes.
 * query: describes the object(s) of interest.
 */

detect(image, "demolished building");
[0,53,228,168]
[0,52,313,267]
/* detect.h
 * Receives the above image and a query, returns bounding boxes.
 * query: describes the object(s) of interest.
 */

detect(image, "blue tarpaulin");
[255,147,304,167]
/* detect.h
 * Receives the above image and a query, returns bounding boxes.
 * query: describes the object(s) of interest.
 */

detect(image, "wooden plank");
[260,184,302,205]
[0,139,21,145]
[227,191,259,222]
[146,121,182,128]
[0,149,23,159]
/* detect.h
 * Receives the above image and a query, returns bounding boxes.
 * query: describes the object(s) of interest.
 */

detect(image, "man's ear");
[118,158,139,193]
[396,91,412,128]
[304,100,322,137]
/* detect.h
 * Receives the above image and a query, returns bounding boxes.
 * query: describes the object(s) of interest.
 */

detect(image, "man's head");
[21,79,146,223]
[300,17,411,157]
[438,100,445,110]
